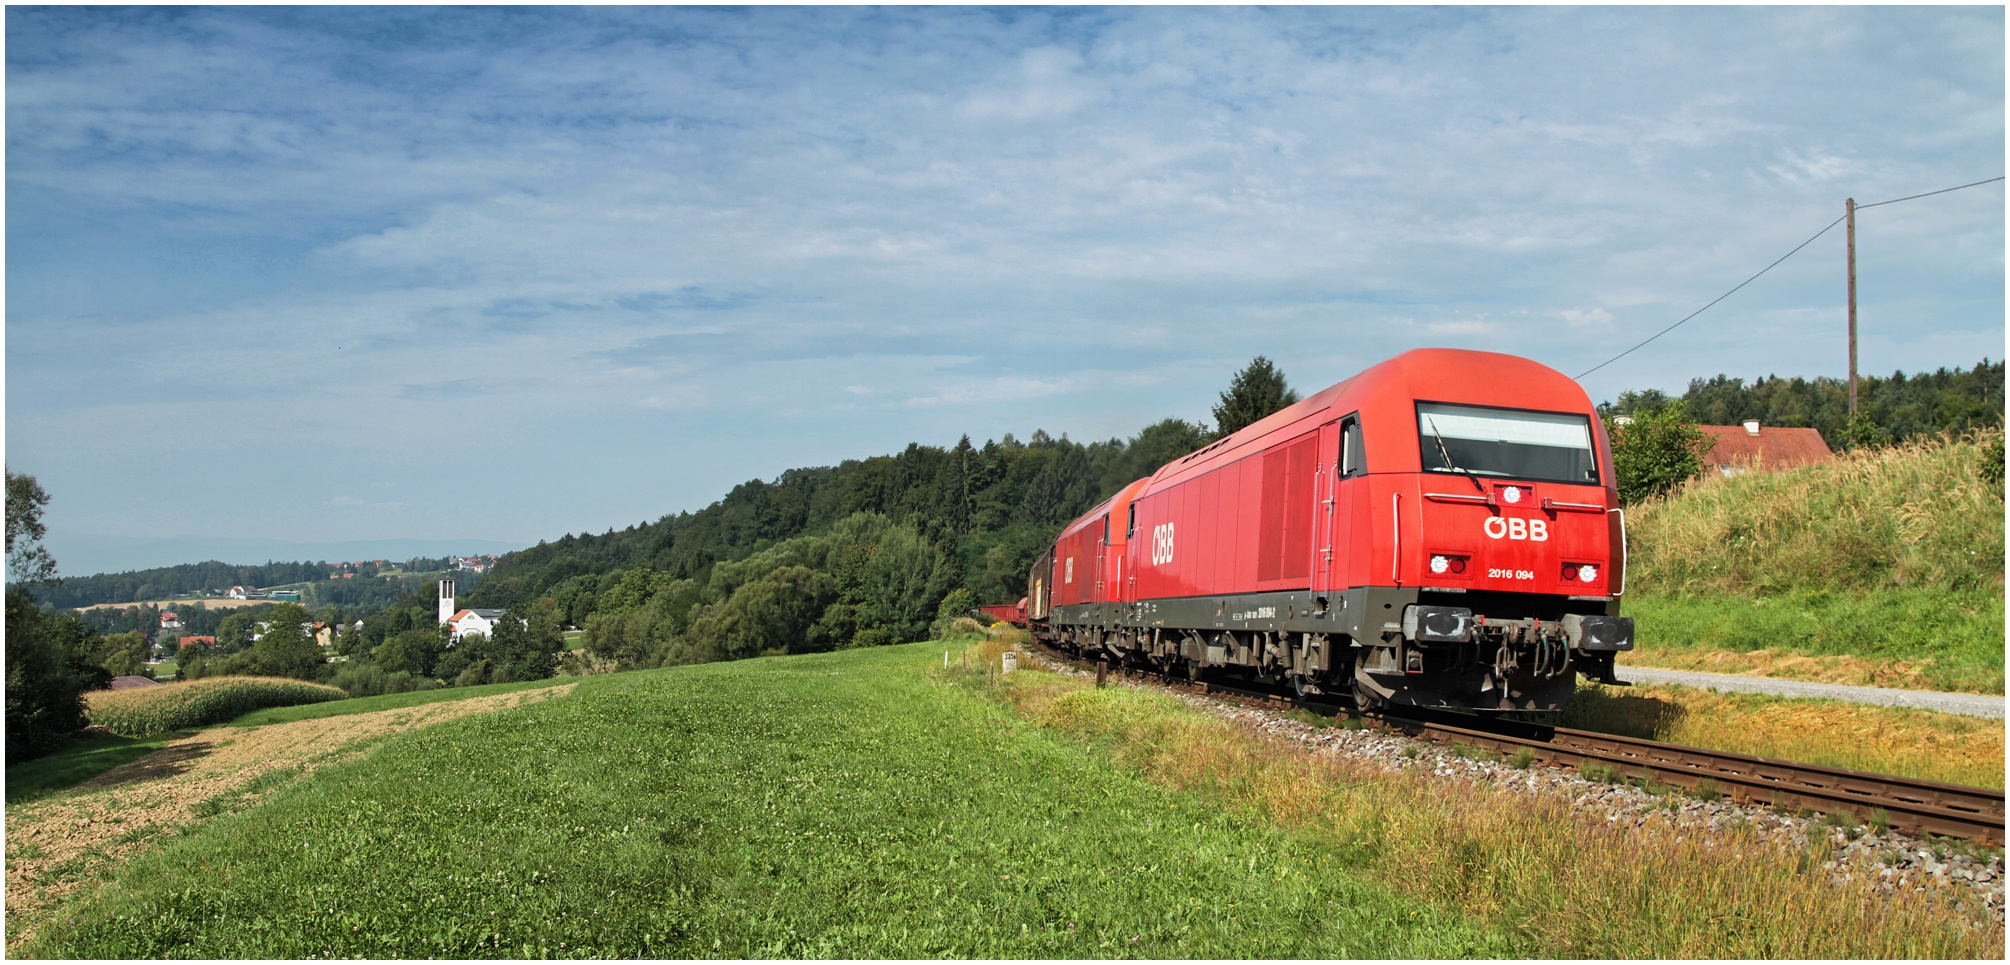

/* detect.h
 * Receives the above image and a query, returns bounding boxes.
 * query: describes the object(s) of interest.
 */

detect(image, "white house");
[437,579,506,641]
[446,608,508,641]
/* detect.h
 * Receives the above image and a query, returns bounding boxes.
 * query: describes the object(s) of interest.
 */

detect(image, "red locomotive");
[1028,348,1633,712]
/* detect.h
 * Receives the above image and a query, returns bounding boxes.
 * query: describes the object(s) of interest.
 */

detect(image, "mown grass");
[85,677,347,738]
[226,677,573,728]
[1621,430,2004,693]
[4,730,181,805]
[1555,682,2004,789]
[986,638,2001,959]
[18,643,1512,959]
[1622,587,2004,694]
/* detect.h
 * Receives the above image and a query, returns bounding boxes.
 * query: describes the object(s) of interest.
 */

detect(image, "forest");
[1600,358,2002,446]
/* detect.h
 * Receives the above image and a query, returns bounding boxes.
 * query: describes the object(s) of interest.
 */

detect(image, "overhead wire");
[1573,175,2005,381]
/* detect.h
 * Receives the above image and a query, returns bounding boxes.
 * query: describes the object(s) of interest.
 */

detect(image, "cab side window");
[1340,413,1366,478]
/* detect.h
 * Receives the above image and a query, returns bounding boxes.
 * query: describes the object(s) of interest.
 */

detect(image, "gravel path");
[1612,665,2004,719]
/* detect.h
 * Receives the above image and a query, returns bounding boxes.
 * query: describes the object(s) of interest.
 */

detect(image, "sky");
[6,5,2004,575]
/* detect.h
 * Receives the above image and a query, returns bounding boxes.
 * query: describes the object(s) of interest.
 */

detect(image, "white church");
[438,579,507,642]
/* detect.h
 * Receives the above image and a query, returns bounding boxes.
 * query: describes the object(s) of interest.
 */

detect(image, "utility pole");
[1846,197,1858,417]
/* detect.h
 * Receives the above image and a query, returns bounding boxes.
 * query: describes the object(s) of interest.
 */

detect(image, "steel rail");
[1027,641,2005,845]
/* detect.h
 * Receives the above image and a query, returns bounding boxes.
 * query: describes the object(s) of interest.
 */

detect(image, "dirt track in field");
[72,597,281,612]
[2,683,575,951]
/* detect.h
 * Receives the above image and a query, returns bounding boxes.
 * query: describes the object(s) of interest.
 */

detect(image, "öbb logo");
[1150,522,1176,565]
[1483,516,1548,542]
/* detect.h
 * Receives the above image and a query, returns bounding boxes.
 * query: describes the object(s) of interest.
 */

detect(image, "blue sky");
[7,6,2003,575]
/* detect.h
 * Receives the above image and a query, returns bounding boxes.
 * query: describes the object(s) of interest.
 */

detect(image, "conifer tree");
[1212,356,1301,438]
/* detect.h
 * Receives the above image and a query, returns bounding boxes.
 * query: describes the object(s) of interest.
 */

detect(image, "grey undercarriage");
[1037,586,1631,713]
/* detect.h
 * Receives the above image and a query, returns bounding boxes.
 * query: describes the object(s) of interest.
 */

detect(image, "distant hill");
[40,536,528,585]
[29,551,502,611]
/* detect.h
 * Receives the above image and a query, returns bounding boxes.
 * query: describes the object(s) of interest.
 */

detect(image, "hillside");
[1619,429,2004,693]
[10,642,1512,959]
[11,638,1995,959]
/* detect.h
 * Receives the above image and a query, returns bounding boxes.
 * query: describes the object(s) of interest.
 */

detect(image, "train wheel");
[1351,674,1381,712]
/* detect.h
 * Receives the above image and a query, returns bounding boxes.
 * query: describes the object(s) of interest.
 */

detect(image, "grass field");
[10,641,1999,959]
[12,645,1511,959]
[1620,587,2003,695]
[1555,681,2003,789]
[4,731,181,805]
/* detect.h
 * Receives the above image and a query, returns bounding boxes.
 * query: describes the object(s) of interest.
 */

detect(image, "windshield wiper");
[1426,417,1486,494]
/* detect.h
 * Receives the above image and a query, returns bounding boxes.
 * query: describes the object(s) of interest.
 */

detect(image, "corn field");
[86,676,347,738]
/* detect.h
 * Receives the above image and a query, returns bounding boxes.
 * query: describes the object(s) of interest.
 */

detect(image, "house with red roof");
[1698,421,1836,477]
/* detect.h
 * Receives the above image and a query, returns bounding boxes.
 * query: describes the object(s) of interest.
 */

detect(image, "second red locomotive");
[1027,348,1633,713]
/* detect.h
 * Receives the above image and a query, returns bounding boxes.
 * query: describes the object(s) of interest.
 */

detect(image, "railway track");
[1027,641,2006,846]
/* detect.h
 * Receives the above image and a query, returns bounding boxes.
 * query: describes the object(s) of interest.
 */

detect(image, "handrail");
[1543,497,1607,512]
[1423,491,1491,504]
[1610,507,1627,596]
[1391,492,1402,585]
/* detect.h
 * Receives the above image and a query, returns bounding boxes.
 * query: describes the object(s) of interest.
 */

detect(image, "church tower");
[438,578,456,625]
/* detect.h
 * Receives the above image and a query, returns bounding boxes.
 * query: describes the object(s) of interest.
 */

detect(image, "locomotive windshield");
[1416,402,1600,485]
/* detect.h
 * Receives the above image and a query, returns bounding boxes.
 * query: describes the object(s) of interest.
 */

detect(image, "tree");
[475,599,566,683]
[1605,408,1711,504]
[96,631,153,679]
[374,628,442,677]
[1212,356,1301,438]
[5,471,111,762]
[6,468,57,588]
[247,602,325,679]
[215,611,258,653]
[7,592,111,762]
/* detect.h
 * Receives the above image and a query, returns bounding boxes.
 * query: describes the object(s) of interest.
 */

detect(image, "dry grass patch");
[992,648,2001,958]
[1622,647,1964,691]
[1564,682,2003,789]
[4,683,573,952]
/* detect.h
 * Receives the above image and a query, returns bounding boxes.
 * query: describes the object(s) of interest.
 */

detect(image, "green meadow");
[18,643,1511,959]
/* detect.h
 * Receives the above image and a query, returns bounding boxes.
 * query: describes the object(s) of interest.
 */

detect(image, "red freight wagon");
[976,600,1029,627]
[1033,348,1633,713]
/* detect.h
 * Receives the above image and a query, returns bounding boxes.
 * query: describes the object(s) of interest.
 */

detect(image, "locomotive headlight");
[1579,564,1598,583]
[1429,555,1449,574]
[1502,486,1523,504]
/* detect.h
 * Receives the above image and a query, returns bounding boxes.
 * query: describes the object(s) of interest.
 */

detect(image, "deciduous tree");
[1605,408,1711,504]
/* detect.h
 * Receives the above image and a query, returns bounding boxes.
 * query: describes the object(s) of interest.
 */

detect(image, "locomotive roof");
[1053,476,1150,542]
[1147,348,1594,490]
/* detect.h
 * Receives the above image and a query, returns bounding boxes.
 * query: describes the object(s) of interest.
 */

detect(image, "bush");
[935,588,977,625]
[846,626,898,649]
[328,662,439,699]
[1606,407,1710,504]
[455,659,494,688]
[85,676,346,738]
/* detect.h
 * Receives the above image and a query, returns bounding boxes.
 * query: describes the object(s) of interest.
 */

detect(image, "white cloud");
[5,5,2000,560]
